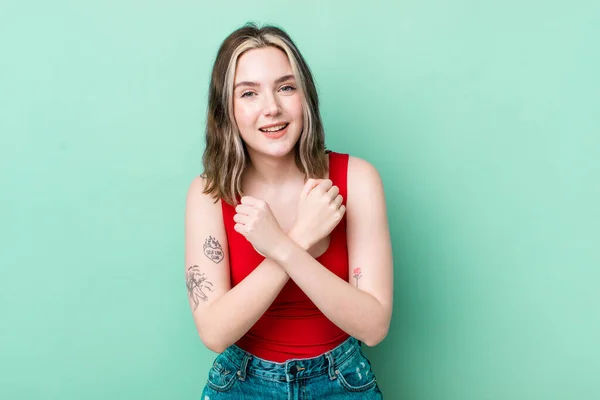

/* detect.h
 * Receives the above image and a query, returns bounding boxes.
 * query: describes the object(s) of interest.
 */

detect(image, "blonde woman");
[185,23,393,399]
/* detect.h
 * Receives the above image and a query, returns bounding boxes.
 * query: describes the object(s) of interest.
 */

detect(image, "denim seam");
[332,344,360,371]
[333,347,378,392]
[221,352,244,369]
[246,370,287,383]
[237,353,251,381]
[205,372,239,392]
[336,372,378,392]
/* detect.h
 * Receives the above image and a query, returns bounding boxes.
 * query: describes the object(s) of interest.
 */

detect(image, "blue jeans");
[200,336,383,399]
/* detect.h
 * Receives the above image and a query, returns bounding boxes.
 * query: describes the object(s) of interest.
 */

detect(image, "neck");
[243,149,304,187]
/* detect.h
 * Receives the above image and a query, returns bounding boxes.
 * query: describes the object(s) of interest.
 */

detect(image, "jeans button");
[290,366,298,374]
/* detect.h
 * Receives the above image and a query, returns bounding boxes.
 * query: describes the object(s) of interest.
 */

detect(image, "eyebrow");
[234,74,296,90]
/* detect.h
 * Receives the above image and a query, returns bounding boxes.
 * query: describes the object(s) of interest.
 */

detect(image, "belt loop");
[325,351,337,381]
[236,352,251,381]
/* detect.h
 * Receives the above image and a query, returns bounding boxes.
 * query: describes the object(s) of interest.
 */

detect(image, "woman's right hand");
[288,178,346,251]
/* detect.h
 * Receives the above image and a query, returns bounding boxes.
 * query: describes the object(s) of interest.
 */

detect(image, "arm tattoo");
[353,267,363,288]
[204,236,224,263]
[186,265,214,310]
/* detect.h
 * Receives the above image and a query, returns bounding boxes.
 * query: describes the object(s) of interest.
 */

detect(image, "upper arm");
[346,156,394,318]
[185,176,231,336]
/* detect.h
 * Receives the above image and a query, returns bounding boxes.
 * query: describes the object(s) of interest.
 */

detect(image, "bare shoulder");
[186,176,220,210]
[347,155,385,202]
[348,155,383,182]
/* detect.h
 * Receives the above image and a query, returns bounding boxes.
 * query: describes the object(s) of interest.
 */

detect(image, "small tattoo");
[203,236,224,263]
[353,267,362,288]
[186,265,214,310]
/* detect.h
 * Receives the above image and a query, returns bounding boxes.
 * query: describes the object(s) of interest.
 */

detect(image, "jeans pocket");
[206,353,239,392]
[335,348,378,392]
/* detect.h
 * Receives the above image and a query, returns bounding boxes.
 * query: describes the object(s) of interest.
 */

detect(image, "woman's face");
[232,46,304,159]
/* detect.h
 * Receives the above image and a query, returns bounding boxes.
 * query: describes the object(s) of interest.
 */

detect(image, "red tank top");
[221,151,350,362]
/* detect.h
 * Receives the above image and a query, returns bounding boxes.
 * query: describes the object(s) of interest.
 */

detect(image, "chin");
[260,141,298,158]
[245,131,301,159]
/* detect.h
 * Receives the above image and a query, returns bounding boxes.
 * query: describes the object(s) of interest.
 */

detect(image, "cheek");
[285,96,304,120]
[233,103,256,128]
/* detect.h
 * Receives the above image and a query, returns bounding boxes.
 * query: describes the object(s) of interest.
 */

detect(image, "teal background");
[1,1,599,399]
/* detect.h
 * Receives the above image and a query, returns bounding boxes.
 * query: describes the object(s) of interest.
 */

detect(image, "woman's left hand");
[233,196,289,258]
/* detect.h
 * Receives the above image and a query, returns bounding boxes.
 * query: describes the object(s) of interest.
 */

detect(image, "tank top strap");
[327,151,349,206]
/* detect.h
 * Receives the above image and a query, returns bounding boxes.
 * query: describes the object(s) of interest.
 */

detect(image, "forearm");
[271,238,390,346]
[197,231,322,352]
[201,258,289,352]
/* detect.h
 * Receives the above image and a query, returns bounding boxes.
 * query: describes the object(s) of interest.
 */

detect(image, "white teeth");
[260,124,287,132]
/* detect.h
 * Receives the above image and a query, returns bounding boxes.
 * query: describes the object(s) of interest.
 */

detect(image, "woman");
[185,23,393,399]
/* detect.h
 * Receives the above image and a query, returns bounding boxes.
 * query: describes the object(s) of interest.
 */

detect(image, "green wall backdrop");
[1,1,599,399]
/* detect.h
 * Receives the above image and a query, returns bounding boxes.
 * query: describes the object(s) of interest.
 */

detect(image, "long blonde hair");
[201,22,328,205]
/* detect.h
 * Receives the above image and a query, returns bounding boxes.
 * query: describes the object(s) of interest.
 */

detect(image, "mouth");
[259,123,289,139]
[259,123,289,133]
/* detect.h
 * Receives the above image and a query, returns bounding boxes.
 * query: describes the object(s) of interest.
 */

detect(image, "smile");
[259,123,289,139]
[259,123,289,133]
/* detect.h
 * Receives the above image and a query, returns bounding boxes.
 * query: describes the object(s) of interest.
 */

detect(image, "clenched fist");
[288,178,346,251]
[233,196,287,258]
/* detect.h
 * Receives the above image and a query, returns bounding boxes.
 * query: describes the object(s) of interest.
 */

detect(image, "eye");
[241,91,255,98]
[280,85,296,92]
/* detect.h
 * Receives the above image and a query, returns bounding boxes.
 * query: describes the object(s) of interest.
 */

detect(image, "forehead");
[234,46,293,82]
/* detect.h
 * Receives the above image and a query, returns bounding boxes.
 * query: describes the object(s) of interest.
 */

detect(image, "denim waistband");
[221,336,361,383]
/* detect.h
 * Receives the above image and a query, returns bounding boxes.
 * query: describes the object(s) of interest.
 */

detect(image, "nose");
[262,92,281,116]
